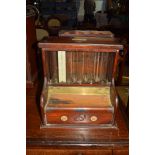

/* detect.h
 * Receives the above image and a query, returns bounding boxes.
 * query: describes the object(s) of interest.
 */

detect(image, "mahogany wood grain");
[46,109,113,125]
[116,46,128,85]
[41,49,47,77]
[113,149,129,155]
[27,148,112,155]
[38,37,123,52]
[59,30,114,38]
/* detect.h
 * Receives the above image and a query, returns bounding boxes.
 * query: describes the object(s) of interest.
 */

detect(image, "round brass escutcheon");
[90,116,98,122]
[60,115,68,122]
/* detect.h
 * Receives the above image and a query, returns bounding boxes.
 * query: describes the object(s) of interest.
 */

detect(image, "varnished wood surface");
[26,85,128,148]
[39,36,121,45]
[27,148,113,155]
[46,109,113,125]
[59,30,114,38]
[38,36,123,52]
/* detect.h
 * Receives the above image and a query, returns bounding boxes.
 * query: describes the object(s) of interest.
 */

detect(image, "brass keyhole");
[75,114,86,121]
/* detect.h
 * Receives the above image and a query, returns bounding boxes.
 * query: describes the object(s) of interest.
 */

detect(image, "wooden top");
[26,86,128,148]
[38,36,123,52]
[59,30,114,38]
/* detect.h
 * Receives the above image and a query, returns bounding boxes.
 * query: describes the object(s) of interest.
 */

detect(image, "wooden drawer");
[27,148,112,155]
[46,109,113,125]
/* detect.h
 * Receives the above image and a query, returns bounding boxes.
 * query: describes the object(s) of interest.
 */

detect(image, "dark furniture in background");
[26,15,38,88]
[39,0,77,27]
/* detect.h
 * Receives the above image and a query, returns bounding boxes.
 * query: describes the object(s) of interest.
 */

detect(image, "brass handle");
[90,116,98,122]
[60,115,68,122]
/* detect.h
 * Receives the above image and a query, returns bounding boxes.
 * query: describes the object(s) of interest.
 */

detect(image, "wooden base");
[40,123,118,129]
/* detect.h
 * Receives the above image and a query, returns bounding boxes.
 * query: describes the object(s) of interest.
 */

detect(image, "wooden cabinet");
[38,36,123,128]
[26,15,37,88]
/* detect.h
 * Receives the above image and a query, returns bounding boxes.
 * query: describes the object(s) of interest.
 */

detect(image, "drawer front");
[113,149,129,155]
[27,149,112,155]
[46,109,113,125]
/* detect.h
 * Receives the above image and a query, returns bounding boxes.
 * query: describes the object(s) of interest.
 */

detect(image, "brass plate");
[48,86,110,96]
[47,86,112,108]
